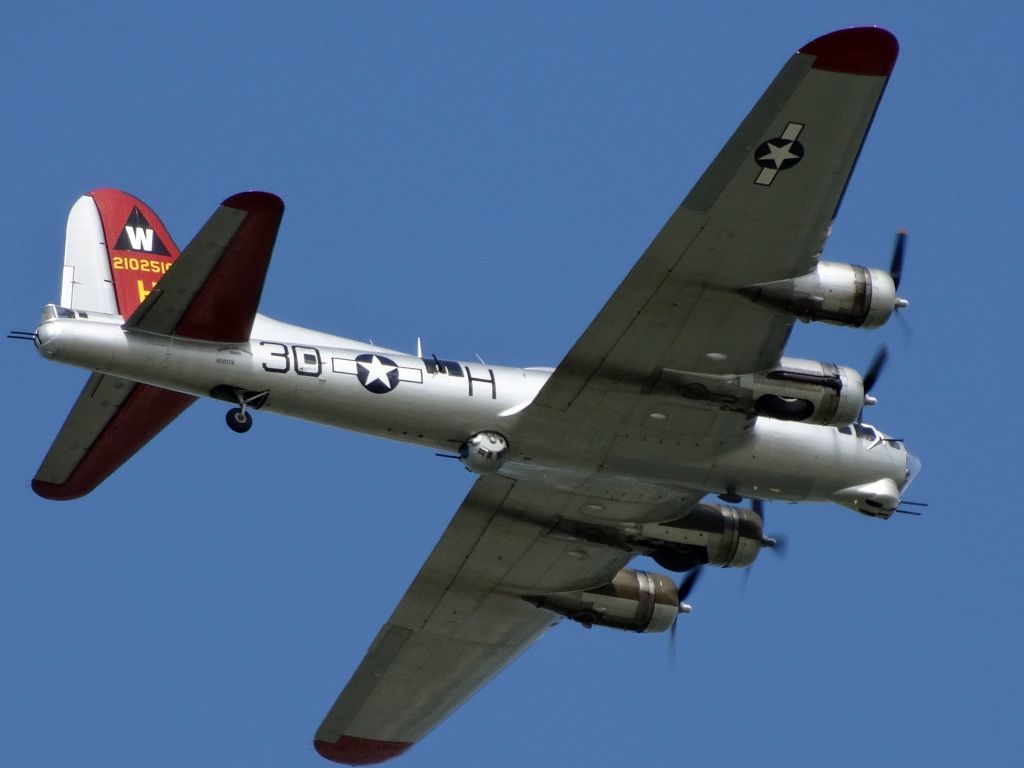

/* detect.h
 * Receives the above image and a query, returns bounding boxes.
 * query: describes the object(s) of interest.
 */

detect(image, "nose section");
[902,448,922,493]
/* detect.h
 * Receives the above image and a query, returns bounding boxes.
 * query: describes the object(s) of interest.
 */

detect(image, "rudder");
[60,189,180,317]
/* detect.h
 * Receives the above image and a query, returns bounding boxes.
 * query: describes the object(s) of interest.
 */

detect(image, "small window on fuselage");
[423,357,464,377]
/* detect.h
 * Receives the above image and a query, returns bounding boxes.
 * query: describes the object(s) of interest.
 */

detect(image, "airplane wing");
[313,28,899,764]
[510,27,899,486]
[532,27,897,413]
[33,192,284,500]
[314,474,634,764]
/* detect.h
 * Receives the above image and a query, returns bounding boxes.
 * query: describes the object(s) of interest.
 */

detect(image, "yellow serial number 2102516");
[111,256,171,274]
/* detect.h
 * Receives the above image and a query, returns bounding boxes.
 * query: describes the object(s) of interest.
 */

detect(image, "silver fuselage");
[34,306,916,519]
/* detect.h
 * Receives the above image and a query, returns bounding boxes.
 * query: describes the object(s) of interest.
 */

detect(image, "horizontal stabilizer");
[126,192,284,343]
[32,374,195,501]
[33,191,283,500]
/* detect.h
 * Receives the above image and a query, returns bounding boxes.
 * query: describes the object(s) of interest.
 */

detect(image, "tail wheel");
[226,407,253,433]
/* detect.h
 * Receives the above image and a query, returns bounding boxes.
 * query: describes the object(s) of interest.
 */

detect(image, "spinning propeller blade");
[742,499,788,591]
[678,567,702,602]
[862,345,889,395]
[669,567,702,667]
[890,230,906,291]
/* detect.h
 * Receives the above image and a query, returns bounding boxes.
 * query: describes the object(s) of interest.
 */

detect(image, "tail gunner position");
[17,27,920,766]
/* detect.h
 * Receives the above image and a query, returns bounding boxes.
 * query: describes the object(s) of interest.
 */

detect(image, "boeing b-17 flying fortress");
[19,26,917,765]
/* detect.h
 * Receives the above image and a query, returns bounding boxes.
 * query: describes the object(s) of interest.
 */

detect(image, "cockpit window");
[853,423,877,440]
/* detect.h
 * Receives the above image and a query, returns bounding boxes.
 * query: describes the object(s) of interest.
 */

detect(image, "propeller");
[740,499,788,592]
[860,344,889,411]
[887,230,913,342]
[669,567,702,667]
[889,230,907,293]
[752,499,787,557]
[677,566,702,606]
[862,345,889,395]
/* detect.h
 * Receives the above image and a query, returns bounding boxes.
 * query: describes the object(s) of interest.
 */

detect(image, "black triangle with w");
[114,207,170,255]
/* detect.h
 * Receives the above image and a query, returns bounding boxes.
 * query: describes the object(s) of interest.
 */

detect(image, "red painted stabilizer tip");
[31,479,84,501]
[799,27,898,76]
[314,737,413,765]
[221,190,284,214]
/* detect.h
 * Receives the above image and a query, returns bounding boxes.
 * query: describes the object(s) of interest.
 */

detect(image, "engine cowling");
[646,503,766,570]
[673,357,864,427]
[738,261,900,329]
[527,568,680,633]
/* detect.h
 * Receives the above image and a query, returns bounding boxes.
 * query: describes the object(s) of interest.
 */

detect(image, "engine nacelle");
[527,568,680,633]
[647,503,766,570]
[459,431,509,473]
[673,357,864,427]
[738,261,900,329]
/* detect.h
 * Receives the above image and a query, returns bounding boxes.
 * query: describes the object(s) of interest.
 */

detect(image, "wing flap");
[32,374,195,500]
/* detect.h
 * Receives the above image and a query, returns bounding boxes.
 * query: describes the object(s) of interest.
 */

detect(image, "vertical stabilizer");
[60,189,180,317]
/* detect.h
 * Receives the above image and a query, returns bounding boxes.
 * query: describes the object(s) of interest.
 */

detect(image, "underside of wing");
[314,475,634,764]
[533,28,898,417]
[125,191,284,343]
[32,374,195,500]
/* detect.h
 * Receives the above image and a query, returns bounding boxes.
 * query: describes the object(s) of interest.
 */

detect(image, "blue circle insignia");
[355,354,400,394]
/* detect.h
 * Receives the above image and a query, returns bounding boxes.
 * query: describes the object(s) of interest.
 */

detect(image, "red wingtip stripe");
[314,737,413,765]
[31,478,84,501]
[799,27,899,76]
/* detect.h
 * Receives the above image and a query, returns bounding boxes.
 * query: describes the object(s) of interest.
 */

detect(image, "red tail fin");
[88,189,180,317]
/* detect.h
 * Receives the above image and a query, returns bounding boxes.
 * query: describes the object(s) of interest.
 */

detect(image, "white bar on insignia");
[755,168,777,186]
[397,367,424,384]
[332,358,358,375]
[781,122,803,141]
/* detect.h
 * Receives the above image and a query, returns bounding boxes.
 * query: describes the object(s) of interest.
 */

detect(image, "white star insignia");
[757,140,799,169]
[358,355,397,389]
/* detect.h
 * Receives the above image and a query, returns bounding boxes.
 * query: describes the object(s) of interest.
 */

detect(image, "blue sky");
[2,2,1021,766]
